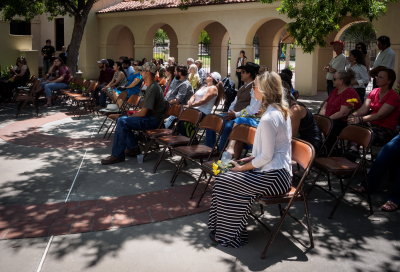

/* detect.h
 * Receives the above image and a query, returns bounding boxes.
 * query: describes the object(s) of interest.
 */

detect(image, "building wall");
[1,1,399,95]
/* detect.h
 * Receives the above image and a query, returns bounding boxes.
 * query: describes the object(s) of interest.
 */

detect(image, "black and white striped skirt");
[208,168,292,248]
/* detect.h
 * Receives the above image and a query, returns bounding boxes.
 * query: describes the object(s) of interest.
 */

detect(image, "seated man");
[206,62,260,151]
[164,65,193,128]
[94,59,115,107]
[101,62,166,165]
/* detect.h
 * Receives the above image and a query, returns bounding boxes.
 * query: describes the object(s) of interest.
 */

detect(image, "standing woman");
[346,49,370,103]
[355,42,370,69]
[236,50,247,88]
[208,71,292,247]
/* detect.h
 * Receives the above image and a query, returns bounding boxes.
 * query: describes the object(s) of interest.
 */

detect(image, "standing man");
[101,62,167,165]
[324,40,347,95]
[195,59,206,86]
[370,35,396,88]
[41,39,56,75]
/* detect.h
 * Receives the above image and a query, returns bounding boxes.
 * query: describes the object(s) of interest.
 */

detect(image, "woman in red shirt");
[348,68,399,145]
[320,70,361,151]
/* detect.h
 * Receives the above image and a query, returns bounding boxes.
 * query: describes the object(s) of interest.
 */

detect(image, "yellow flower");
[212,163,219,170]
[217,160,222,165]
[346,98,358,103]
[213,169,220,175]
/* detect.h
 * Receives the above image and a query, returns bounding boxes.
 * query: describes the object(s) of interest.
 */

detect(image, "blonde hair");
[188,64,198,74]
[256,71,290,119]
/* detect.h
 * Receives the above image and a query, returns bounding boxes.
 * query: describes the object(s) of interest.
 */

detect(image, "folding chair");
[192,124,257,207]
[152,108,203,173]
[312,125,374,218]
[97,91,128,134]
[141,104,183,158]
[103,94,142,139]
[15,78,41,117]
[253,138,315,259]
[168,114,224,186]
[71,81,99,117]
[313,114,333,157]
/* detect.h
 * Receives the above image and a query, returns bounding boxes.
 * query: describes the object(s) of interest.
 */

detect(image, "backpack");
[222,77,236,112]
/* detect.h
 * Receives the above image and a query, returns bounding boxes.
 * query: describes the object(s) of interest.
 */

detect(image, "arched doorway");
[146,23,178,62]
[106,25,135,59]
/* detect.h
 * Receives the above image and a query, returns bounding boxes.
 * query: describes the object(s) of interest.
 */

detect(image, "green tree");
[199,30,211,45]
[260,0,397,52]
[0,0,97,75]
[154,29,168,45]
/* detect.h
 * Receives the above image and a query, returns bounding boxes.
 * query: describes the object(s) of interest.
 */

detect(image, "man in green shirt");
[101,62,166,165]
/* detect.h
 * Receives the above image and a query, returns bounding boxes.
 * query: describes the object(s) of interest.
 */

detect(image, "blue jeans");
[43,82,69,97]
[111,115,159,158]
[366,134,400,204]
[206,119,235,151]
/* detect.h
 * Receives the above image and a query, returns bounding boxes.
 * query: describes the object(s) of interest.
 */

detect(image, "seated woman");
[188,64,200,91]
[348,68,400,146]
[187,71,224,115]
[100,61,127,103]
[181,72,224,137]
[118,61,142,98]
[208,71,292,247]
[0,57,30,102]
[319,70,360,151]
[41,57,71,107]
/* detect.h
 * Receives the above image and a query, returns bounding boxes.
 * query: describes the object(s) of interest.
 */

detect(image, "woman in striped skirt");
[208,71,293,248]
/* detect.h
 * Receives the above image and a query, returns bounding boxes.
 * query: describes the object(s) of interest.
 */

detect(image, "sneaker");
[101,156,125,165]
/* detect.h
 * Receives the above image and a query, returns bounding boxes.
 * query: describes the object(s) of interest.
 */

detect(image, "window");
[10,20,31,35]
[55,18,64,51]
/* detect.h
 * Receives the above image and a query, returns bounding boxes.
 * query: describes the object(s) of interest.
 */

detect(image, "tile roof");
[97,0,258,14]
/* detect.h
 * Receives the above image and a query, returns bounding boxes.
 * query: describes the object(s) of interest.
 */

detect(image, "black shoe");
[209,231,217,243]
[101,156,125,165]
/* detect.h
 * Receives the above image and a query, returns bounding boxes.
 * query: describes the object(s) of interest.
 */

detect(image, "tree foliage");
[260,0,397,52]
[1,0,97,74]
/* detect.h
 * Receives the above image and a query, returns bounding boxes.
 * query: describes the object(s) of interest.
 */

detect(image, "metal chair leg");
[190,170,205,199]
[153,146,167,173]
[196,175,213,207]
[303,198,314,248]
[170,157,185,186]
[98,116,108,133]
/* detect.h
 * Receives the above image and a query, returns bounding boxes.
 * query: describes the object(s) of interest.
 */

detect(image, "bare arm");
[189,86,217,107]
[329,105,352,120]
[351,98,371,117]
[349,103,395,124]
[125,77,141,88]
[290,104,307,136]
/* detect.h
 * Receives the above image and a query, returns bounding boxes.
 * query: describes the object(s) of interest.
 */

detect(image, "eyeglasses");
[241,70,247,74]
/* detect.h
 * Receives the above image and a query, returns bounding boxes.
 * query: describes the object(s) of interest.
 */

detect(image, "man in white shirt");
[325,40,347,95]
[370,35,396,88]
[206,62,260,151]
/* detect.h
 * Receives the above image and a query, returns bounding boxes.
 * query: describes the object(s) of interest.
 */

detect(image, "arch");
[192,21,230,76]
[106,25,135,59]
[245,17,289,45]
[251,18,287,71]
[144,22,178,61]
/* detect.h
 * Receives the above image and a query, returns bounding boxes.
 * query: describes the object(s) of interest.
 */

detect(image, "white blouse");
[251,105,292,175]
[193,85,217,115]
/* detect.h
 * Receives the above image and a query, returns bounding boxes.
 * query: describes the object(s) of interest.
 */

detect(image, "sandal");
[380,201,399,212]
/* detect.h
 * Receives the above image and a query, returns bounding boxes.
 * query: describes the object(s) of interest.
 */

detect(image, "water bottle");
[221,151,232,164]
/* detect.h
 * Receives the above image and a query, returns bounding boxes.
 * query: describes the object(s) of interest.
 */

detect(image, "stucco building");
[1,0,399,95]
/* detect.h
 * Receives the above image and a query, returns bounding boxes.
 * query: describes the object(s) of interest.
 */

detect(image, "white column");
[295,46,319,96]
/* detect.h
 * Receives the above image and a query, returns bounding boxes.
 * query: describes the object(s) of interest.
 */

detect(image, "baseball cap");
[138,62,158,74]
[330,40,345,47]
[237,62,260,74]
[210,72,221,82]
[97,59,109,65]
